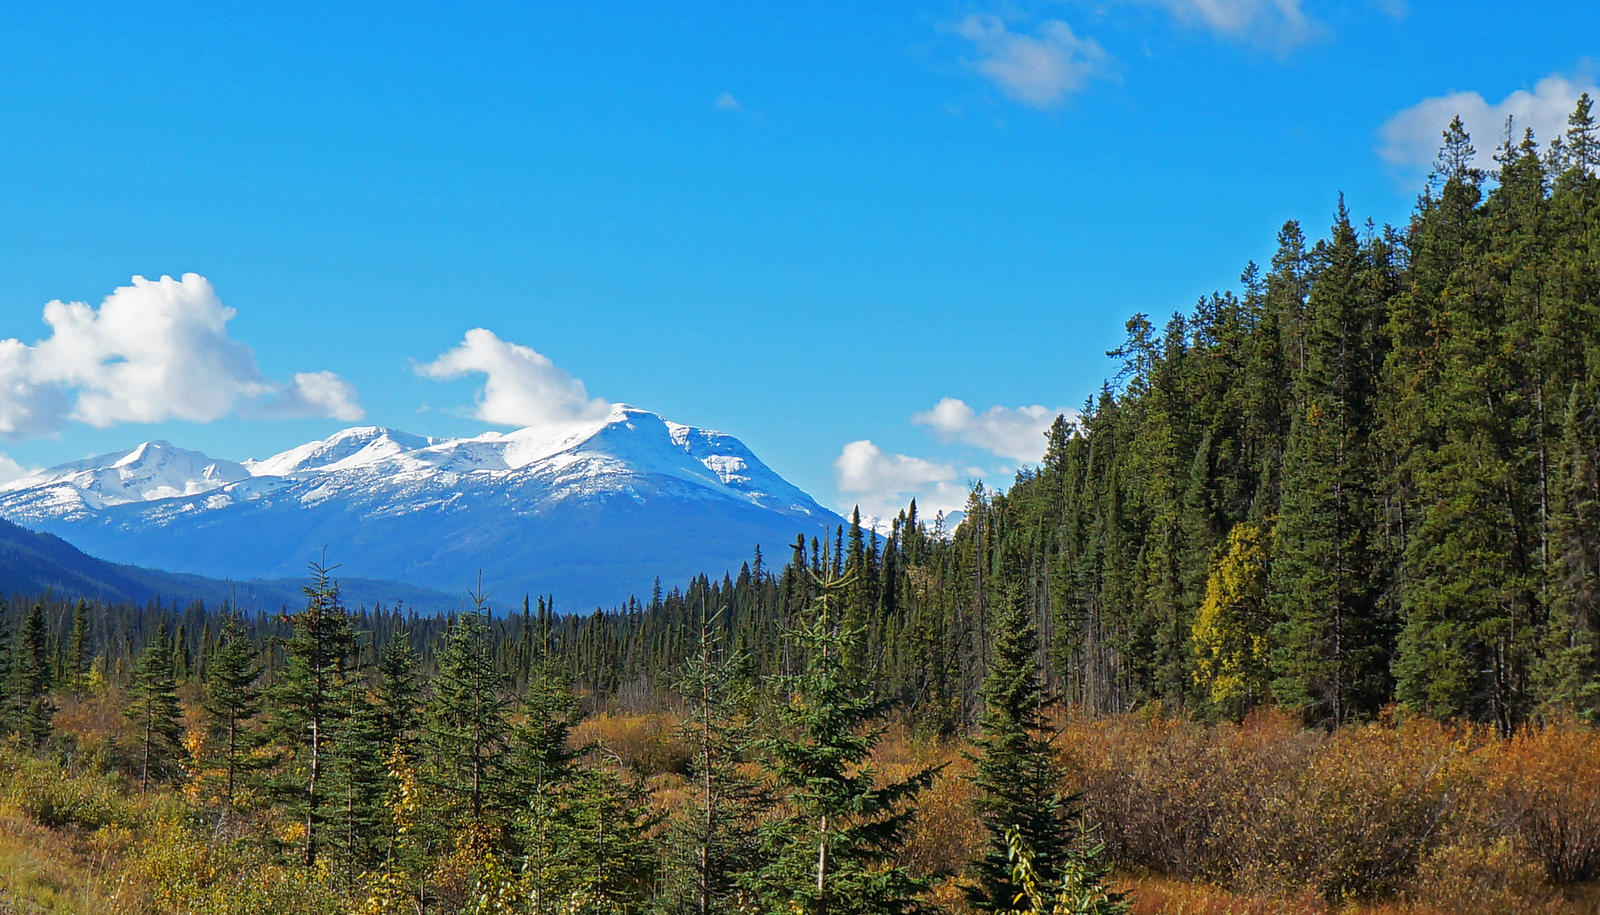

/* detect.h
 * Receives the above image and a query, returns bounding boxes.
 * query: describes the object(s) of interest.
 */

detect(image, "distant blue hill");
[0,515,458,613]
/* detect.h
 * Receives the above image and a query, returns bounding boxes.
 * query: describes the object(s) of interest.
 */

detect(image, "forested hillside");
[1,100,1599,914]
[520,98,1600,736]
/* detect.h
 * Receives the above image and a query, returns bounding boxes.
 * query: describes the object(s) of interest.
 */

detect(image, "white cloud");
[912,397,1072,463]
[0,452,34,485]
[1147,0,1324,52]
[1378,74,1599,171]
[715,92,743,111]
[0,274,362,440]
[416,328,612,428]
[833,439,970,522]
[267,371,365,422]
[953,15,1109,109]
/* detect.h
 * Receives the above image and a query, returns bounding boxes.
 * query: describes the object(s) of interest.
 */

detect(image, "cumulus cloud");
[264,371,365,422]
[834,439,970,522]
[0,274,363,440]
[0,452,34,486]
[1378,74,1599,171]
[913,397,1072,463]
[953,14,1109,109]
[1146,0,1324,52]
[416,328,612,428]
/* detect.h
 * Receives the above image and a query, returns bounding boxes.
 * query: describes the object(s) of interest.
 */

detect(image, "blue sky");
[1,1,1596,519]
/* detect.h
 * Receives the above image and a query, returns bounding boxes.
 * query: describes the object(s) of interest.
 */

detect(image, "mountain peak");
[0,410,841,608]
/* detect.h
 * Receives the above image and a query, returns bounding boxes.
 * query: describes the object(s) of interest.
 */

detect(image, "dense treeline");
[0,557,1120,913]
[546,98,1600,735]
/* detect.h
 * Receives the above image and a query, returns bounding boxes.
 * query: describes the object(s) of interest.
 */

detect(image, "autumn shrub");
[874,723,978,880]
[1061,710,1265,879]
[1487,722,1600,884]
[0,747,131,831]
[106,812,345,915]
[572,712,693,776]
[1409,836,1547,914]
[1245,718,1489,902]
[1061,710,1503,903]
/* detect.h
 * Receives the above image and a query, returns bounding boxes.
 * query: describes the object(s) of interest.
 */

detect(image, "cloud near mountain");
[416,328,612,428]
[0,274,362,440]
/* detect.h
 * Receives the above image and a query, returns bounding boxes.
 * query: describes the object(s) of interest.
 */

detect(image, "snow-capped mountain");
[0,405,842,610]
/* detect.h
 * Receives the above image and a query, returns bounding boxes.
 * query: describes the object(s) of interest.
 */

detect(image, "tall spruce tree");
[65,599,91,696]
[0,607,11,736]
[966,573,1085,911]
[10,602,54,747]
[200,614,265,805]
[751,557,937,915]
[422,604,511,832]
[125,620,185,791]
[666,600,769,914]
[271,561,356,866]
[373,632,421,754]
[330,676,390,883]
[1269,203,1389,725]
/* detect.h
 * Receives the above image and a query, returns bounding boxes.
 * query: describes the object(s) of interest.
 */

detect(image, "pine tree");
[422,604,510,832]
[0,607,11,736]
[125,620,185,791]
[373,632,421,754]
[667,600,769,914]
[545,758,661,913]
[751,564,937,915]
[508,657,582,914]
[1270,203,1389,725]
[330,678,390,882]
[966,573,1084,911]
[270,560,356,866]
[65,599,91,696]
[1535,373,1600,718]
[200,614,265,805]
[1393,119,1531,730]
[10,602,54,747]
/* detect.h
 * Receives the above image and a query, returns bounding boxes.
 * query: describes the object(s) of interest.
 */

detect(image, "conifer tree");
[10,602,54,747]
[125,620,185,791]
[0,608,11,736]
[330,678,390,881]
[271,561,356,866]
[1393,119,1530,730]
[1535,372,1600,717]
[751,559,937,915]
[1270,204,1388,725]
[373,632,421,754]
[545,757,661,913]
[509,656,582,914]
[65,599,91,696]
[966,574,1083,911]
[422,603,510,831]
[667,600,769,914]
[200,614,265,805]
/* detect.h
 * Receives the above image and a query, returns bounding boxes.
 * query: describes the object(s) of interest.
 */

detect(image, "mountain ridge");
[0,405,842,609]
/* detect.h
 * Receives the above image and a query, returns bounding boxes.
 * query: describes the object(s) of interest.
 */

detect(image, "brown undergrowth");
[7,693,1600,913]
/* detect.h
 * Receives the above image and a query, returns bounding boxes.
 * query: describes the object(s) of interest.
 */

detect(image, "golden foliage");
[1191,521,1272,716]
